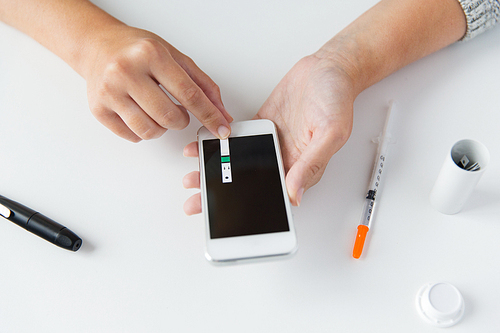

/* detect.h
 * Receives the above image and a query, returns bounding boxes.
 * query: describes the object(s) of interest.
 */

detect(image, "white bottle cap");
[430,139,489,214]
[416,282,465,328]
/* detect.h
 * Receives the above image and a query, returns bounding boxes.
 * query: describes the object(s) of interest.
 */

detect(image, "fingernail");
[218,125,230,139]
[296,188,304,206]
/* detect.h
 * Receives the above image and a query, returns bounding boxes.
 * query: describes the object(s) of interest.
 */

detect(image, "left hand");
[183,53,357,215]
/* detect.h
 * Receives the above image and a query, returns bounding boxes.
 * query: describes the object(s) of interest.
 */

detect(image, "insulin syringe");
[352,101,396,259]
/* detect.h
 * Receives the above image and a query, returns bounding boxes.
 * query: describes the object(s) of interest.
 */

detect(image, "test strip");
[220,139,232,183]
[220,139,230,156]
[221,163,232,183]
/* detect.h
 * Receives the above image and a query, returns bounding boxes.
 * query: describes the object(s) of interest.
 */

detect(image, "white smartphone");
[197,119,297,263]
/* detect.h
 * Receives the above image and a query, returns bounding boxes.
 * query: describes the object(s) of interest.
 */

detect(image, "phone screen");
[202,134,290,239]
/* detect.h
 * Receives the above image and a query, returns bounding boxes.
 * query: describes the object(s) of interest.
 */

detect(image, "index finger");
[150,46,231,139]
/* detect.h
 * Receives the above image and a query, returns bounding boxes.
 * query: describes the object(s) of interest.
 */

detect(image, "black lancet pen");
[0,195,82,251]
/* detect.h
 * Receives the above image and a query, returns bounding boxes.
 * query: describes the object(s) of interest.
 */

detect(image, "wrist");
[74,20,129,80]
[314,24,398,98]
[314,0,467,97]
[313,35,371,100]
[314,38,364,97]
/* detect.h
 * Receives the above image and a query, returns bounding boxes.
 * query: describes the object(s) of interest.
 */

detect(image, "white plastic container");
[430,139,489,214]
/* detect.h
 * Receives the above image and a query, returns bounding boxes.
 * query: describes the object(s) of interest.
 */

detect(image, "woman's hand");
[0,0,233,142]
[254,54,355,206]
[182,53,357,214]
[84,26,233,142]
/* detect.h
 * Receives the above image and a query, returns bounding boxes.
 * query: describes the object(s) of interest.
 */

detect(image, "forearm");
[0,0,125,77]
[317,0,467,95]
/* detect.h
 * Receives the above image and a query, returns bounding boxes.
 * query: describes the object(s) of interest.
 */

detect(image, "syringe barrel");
[359,197,376,228]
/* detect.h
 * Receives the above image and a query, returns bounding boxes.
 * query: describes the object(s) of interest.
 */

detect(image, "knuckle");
[94,79,114,100]
[94,61,128,99]
[320,120,352,149]
[125,115,151,139]
[331,126,352,148]
[98,40,166,90]
[133,123,163,140]
[139,128,161,140]
[130,38,164,61]
[126,113,169,140]
[199,109,220,127]
[179,86,202,107]
[183,55,195,65]
[89,104,108,121]
[208,80,221,95]
[159,108,178,127]
[103,58,129,80]
[160,108,189,130]
[307,163,322,177]
[304,162,323,189]
[180,55,198,70]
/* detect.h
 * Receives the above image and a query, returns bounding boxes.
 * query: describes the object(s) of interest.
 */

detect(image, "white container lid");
[416,282,465,328]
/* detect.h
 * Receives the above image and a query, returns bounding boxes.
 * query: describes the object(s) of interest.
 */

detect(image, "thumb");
[285,132,345,206]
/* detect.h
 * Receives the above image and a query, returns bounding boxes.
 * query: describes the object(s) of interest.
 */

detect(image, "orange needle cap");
[353,225,369,259]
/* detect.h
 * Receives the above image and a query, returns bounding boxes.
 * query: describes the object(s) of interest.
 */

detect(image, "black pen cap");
[27,213,82,251]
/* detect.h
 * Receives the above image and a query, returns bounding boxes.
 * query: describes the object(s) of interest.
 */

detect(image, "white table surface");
[1,1,499,332]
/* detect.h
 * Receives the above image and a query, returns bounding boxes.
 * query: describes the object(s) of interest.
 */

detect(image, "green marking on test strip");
[221,156,230,163]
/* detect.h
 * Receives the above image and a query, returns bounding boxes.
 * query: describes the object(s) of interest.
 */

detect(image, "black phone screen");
[203,134,290,239]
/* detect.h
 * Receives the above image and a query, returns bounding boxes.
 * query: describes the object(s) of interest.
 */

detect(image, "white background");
[1,1,499,332]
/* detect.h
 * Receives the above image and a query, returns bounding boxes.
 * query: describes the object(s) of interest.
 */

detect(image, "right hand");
[83,25,233,142]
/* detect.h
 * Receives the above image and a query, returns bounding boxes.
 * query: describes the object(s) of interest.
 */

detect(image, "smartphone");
[197,119,297,263]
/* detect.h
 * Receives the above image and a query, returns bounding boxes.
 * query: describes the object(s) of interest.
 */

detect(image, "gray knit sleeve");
[457,0,500,40]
